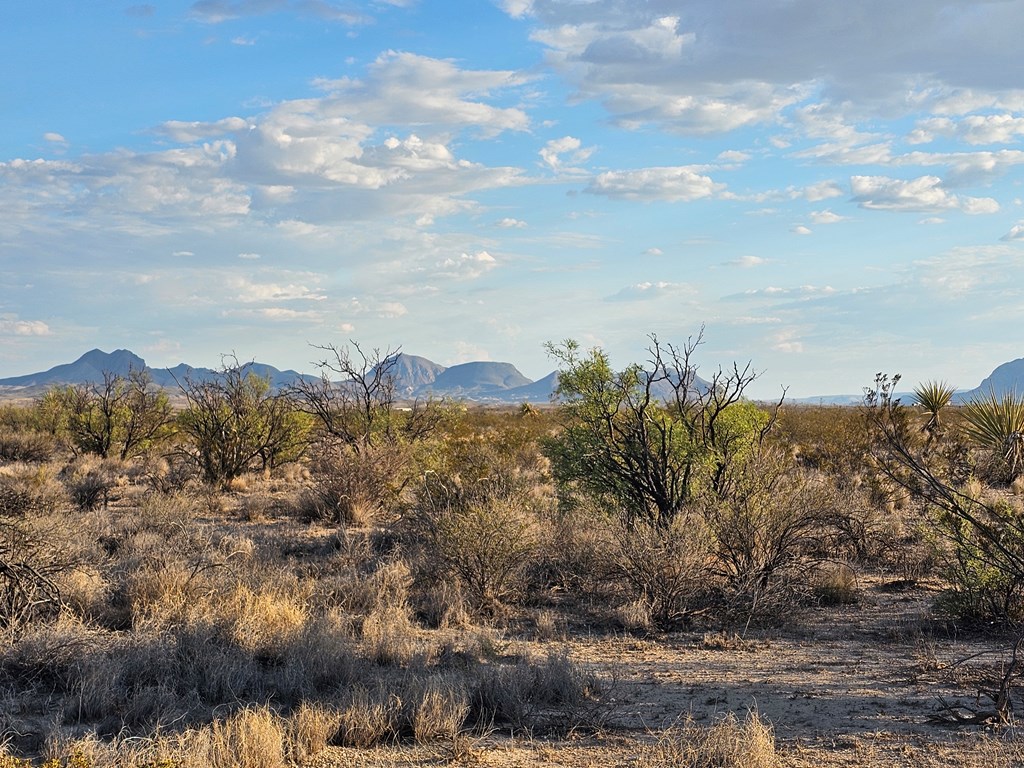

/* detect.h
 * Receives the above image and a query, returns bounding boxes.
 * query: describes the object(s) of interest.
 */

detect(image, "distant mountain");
[0,349,316,393]
[0,348,147,388]
[386,354,446,398]
[420,361,532,399]
[957,358,1024,401]
[499,370,560,403]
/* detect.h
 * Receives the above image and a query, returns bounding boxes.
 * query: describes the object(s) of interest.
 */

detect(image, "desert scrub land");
[2,344,1024,766]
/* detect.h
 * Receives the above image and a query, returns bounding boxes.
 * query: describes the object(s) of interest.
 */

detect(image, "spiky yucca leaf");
[912,380,956,436]
[961,391,1024,475]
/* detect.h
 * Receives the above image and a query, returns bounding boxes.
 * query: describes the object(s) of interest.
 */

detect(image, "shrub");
[406,471,539,611]
[612,514,715,629]
[0,431,57,463]
[467,649,607,736]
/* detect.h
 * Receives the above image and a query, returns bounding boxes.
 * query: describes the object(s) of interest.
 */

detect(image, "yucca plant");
[961,391,1024,478]
[912,380,956,443]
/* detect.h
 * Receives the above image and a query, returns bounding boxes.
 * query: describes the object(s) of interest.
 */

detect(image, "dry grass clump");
[646,712,781,768]
[286,701,343,763]
[468,649,607,736]
[204,706,286,768]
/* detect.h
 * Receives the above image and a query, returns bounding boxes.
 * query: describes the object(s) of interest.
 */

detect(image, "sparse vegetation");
[2,345,1024,766]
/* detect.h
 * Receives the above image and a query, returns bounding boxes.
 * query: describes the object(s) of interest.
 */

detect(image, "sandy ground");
[313,576,1024,767]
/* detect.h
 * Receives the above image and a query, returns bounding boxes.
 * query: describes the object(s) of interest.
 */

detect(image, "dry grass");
[645,712,781,768]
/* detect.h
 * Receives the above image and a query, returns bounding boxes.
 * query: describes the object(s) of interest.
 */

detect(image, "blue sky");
[3,0,1024,397]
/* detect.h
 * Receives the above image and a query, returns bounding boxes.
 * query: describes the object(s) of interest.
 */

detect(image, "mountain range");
[6,349,1024,405]
[0,348,561,404]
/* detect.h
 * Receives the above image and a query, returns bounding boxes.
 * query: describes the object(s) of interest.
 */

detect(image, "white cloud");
[911,114,1024,146]
[496,217,526,228]
[524,1,1024,137]
[717,150,751,164]
[223,307,321,320]
[238,252,261,259]
[0,316,51,337]
[586,166,724,202]
[726,255,767,268]
[893,149,1024,186]
[434,250,498,280]
[644,247,663,256]
[771,328,804,354]
[43,132,67,144]
[172,250,195,257]
[539,136,594,171]
[851,175,999,214]
[312,51,531,136]
[499,0,532,18]
[809,209,846,224]
[791,225,812,236]
[1001,223,1024,241]
[795,181,844,202]
[606,281,694,301]
[229,275,325,303]
[155,117,250,142]
[231,35,257,46]
[736,285,836,299]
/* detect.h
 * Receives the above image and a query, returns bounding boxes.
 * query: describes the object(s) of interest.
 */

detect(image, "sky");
[3,0,1024,398]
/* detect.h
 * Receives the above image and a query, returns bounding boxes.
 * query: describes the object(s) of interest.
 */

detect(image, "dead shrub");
[468,649,608,736]
[61,455,126,510]
[613,514,716,629]
[0,431,56,464]
[646,711,781,768]
[304,442,408,526]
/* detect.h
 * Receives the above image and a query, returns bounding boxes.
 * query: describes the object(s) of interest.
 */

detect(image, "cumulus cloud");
[539,136,594,171]
[585,166,724,202]
[851,175,999,214]
[911,114,1024,146]
[809,209,846,224]
[496,217,526,228]
[43,132,67,144]
[791,225,812,235]
[312,51,531,135]
[520,0,1024,137]
[434,250,498,280]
